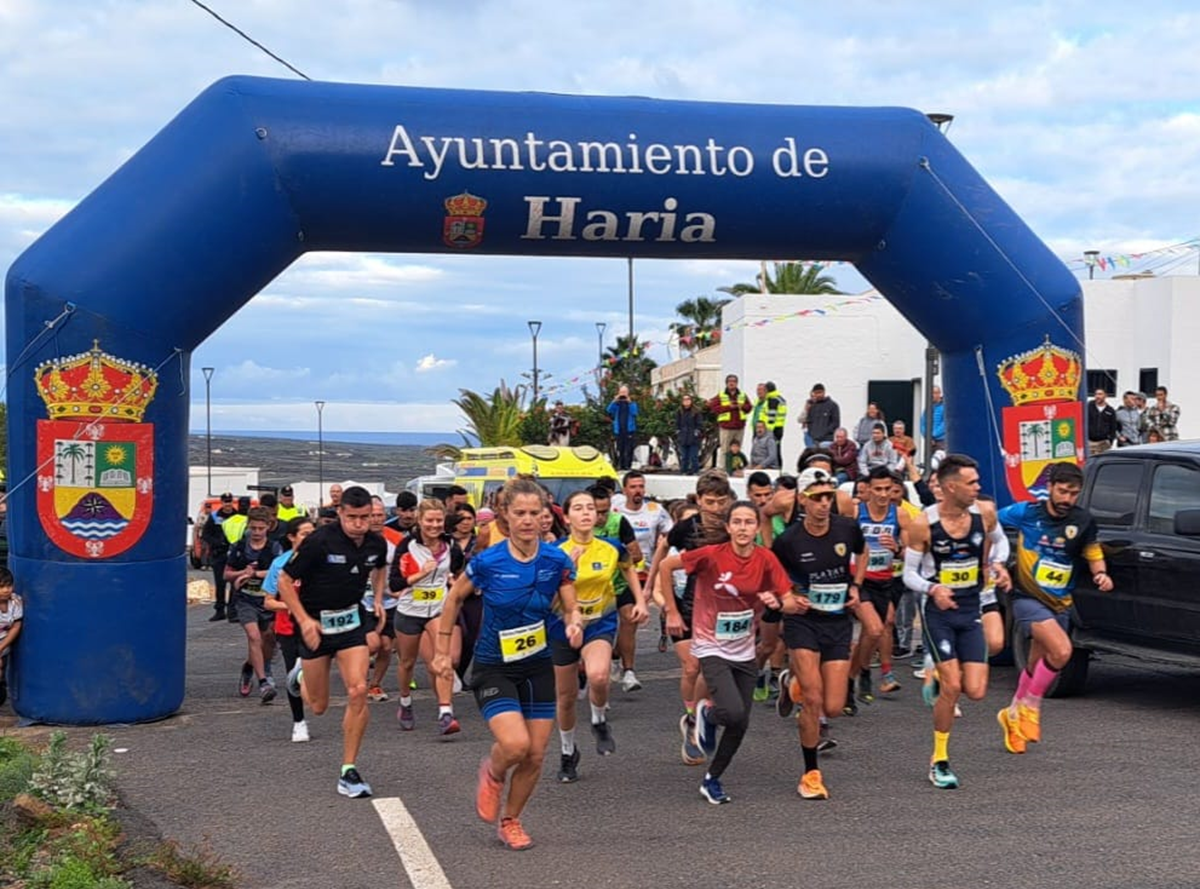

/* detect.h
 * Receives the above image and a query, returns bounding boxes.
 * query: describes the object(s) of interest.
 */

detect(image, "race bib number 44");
[499,620,547,662]
[1035,559,1074,591]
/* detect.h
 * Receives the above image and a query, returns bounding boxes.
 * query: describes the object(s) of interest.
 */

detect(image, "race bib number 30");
[808,583,848,613]
[939,559,979,590]
[319,606,361,634]
[1035,559,1074,591]
[714,609,754,641]
[499,620,547,662]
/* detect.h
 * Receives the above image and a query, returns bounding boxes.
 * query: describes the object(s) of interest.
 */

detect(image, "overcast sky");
[3,1,1198,434]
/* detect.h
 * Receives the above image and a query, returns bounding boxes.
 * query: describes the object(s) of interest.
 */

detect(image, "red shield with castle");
[442,191,487,249]
[996,336,1084,503]
[34,342,158,559]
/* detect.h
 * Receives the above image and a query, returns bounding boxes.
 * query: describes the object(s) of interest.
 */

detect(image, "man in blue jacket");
[607,385,640,470]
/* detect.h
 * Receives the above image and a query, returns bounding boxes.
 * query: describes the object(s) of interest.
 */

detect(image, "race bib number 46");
[499,620,547,662]
[578,596,604,620]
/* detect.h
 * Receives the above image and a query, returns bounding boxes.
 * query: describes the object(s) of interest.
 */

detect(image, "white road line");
[372,797,454,889]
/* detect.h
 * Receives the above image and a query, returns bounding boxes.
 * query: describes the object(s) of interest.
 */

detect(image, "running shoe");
[928,760,960,790]
[699,774,730,805]
[621,669,643,693]
[475,758,503,823]
[409,678,418,690]
[922,673,940,709]
[892,646,912,660]
[497,816,533,851]
[694,699,718,756]
[798,769,829,800]
[259,679,276,704]
[208,609,226,622]
[912,666,927,679]
[843,697,858,717]
[1016,703,1041,743]
[592,720,616,756]
[453,672,464,695]
[776,668,795,718]
[437,712,461,737]
[856,672,875,704]
[558,747,581,783]
[576,669,588,701]
[291,720,310,743]
[238,662,253,697]
[996,707,1027,754]
[817,722,838,752]
[753,670,770,703]
[879,671,902,694]
[337,767,373,799]
[367,685,389,702]
[658,613,669,653]
[679,714,706,766]
[285,661,303,698]
[397,702,415,731]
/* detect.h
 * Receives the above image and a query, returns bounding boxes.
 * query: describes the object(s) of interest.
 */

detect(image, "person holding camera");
[607,385,640,471]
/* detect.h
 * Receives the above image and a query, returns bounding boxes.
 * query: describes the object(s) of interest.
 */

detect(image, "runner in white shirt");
[614,470,672,691]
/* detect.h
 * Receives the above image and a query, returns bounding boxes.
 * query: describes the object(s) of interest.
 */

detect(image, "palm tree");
[429,381,531,459]
[671,296,730,355]
[603,334,657,389]
[720,261,841,296]
[59,442,89,486]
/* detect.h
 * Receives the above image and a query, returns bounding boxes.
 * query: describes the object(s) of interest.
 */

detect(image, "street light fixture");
[1084,250,1101,280]
[528,321,542,404]
[926,112,955,133]
[315,400,326,505]
[595,321,607,366]
[201,367,215,497]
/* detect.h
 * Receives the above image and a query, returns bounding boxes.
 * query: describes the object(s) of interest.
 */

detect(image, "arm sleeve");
[988,520,1010,564]
[903,548,933,594]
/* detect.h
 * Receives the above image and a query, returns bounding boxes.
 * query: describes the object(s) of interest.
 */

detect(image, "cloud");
[415,353,456,373]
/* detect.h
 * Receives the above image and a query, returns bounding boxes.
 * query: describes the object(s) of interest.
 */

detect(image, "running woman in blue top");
[434,478,582,851]
[995,462,1111,754]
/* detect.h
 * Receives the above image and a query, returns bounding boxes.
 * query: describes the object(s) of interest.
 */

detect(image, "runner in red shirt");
[659,501,791,805]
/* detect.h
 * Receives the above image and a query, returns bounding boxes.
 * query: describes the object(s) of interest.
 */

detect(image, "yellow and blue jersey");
[997,501,1103,613]
[555,535,629,625]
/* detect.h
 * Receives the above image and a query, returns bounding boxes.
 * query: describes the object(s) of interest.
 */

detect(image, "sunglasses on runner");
[803,491,836,502]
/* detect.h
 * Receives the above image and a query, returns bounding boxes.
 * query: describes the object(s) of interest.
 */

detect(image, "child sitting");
[0,567,22,708]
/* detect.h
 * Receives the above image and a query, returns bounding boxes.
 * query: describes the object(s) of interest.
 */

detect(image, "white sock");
[560,728,575,755]
[590,702,606,725]
[399,695,412,707]
[438,705,452,717]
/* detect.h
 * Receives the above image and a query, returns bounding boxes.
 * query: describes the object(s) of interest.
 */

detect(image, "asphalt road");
[45,604,1200,889]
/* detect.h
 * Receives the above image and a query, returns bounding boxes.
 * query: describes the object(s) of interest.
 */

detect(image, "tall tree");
[671,296,730,355]
[603,334,657,390]
[430,381,531,458]
[720,261,842,296]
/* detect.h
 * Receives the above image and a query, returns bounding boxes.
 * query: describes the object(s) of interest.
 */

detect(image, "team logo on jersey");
[835,543,847,557]
[971,532,984,547]
[34,341,157,559]
[443,191,487,249]
[997,336,1084,503]
[1065,525,1078,539]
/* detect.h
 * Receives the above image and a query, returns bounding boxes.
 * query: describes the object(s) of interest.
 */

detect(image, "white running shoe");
[621,669,643,693]
[453,673,464,694]
[291,720,310,743]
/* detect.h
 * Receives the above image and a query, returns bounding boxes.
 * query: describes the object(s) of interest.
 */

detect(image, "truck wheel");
[1010,624,1090,698]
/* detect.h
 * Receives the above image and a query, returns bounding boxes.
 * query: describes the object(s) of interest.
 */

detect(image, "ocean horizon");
[189,429,463,447]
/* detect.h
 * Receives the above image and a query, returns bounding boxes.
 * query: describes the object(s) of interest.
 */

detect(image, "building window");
[1085,369,1117,396]
[1139,368,1158,396]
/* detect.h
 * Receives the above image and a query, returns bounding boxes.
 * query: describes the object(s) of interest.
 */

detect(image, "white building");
[652,275,1199,473]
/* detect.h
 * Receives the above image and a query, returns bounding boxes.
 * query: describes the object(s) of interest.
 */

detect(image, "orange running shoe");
[497,816,533,850]
[798,769,830,800]
[996,707,1027,754]
[475,758,503,823]
[1016,703,1041,743]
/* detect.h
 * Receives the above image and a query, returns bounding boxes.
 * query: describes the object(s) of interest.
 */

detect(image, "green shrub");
[29,855,129,889]
[0,735,38,801]
[28,732,115,810]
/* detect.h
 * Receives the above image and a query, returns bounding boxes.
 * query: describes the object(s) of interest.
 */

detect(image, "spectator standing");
[829,429,859,483]
[1114,391,1142,447]
[796,395,815,448]
[890,420,916,458]
[1086,389,1118,456]
[751,381,789,447]
[853,402,887,448]
[858,423,901,476]
[202,493,238,621]
[748,421,781,470]
[1141,386,1181,441]
[675,393,703,474]
[920,385,946,452]
[606,385,640,470]
[806,383,841,447]
[549,401,572,447]
[708,374,754,468]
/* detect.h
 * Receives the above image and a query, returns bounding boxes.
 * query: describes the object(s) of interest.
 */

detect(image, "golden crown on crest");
[996,336,1081,406]
[444,191,487,217]
[35,340,159,423]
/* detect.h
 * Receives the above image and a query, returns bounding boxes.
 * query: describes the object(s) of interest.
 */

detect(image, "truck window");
[1147,463,1200,535]
[1088,462,1143,526]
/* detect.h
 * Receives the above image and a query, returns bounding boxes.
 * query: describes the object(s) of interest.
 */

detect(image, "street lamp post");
[528,320,542,404]
[595,322,606,376]
[1084,250,1100,280]
[201,367,215,497]
[315,400,326,506]
[627,258,635,342]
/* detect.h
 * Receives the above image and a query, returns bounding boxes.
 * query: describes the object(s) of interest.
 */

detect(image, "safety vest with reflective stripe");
[760,390,788,431]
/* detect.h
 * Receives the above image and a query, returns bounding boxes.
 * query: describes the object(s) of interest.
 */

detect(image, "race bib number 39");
[319,606,361,634]
[808,583,848,613]
[1035,559,1074,591]
[412,585,445,603]
[499,620,547,662]
[714,609,754,641]
[939,559,979,590]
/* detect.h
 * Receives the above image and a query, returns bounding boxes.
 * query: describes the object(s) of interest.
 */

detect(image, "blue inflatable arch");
[5,77,1083,723]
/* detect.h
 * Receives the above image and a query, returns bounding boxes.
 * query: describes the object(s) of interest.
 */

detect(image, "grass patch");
[138,838,239,889]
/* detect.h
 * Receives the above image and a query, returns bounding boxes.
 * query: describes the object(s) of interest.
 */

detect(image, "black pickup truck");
[1010,441,1200,695]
